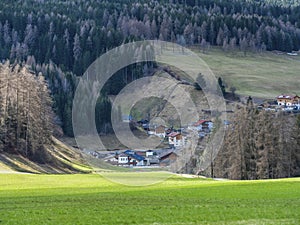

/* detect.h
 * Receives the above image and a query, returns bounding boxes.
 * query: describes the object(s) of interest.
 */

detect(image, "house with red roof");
[189,119,213,132]
[167,132,186,148]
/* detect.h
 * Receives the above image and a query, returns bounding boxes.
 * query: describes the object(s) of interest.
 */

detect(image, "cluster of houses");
[276,94,300,108]
[136,119,214,148]
[91,117,215,168]
[259,94,300,112]
[103,149,178,167]
[100,93,299,168]
[90,93,298,169]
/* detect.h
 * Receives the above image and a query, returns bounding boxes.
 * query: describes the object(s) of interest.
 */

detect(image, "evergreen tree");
[217,77,226,95]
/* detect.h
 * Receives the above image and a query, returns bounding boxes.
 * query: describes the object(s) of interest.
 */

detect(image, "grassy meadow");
[0,173,299,224]
[191,47,300,98]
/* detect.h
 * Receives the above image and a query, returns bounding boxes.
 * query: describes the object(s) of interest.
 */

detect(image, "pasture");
[193,47,300,98]
[0,173,299,224]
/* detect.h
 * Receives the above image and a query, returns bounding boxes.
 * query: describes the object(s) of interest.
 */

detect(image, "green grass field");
[0,173,299,224]
[191,47,300,98]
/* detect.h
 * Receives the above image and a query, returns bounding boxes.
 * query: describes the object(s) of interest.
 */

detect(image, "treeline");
[0,0,299,75]
[212,100,300,179]
[0,62,54,161]
[0,0,300,137]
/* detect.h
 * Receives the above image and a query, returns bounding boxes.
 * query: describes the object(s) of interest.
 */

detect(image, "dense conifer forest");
[0,0,300,136]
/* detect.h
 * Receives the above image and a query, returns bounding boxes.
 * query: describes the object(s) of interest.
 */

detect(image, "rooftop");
[167,132,181,137]
[277,94,298,99]
[193,119,211,127]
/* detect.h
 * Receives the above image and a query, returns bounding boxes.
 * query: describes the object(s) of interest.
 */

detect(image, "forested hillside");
[0,0,300,136]
[0,62,53,161]
[1,0,300,70]
[213,100,300,179]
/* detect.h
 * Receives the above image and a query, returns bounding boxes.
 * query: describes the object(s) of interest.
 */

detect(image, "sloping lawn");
[0,173,299,224]
[193,47,300,98]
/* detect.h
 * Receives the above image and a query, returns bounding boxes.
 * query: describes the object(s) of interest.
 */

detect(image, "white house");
[277,94,300,107]
[167,132,186,147]
[117,150,146,166]
[154,125,166,138]
[118,153,129,164]
[146,150,154,157]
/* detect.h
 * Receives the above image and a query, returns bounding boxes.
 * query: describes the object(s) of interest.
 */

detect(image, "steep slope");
[0,137,92,174]
[128,69,210,127]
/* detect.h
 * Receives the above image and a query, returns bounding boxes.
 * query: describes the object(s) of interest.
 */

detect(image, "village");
[87,93,300,168]
[88,118,214,168]
[257,94,300,112]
